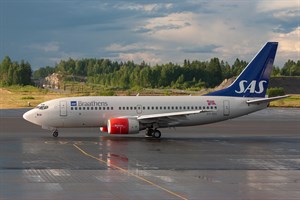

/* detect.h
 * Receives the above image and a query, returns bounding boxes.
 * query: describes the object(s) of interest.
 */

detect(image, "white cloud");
[273,9,300,19]
[256,0,299,12]
[105,43,160,52]
[30,42,60,52]
[138,11,270,63]
[119,52,161,64]
[271,27,300,62]
[114,3,173,13]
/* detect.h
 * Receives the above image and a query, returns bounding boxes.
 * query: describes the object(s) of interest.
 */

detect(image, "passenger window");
[99,107,101,110]
[111,107,113,110]
[123,107,125,110]
[171,106,174,110]
[134,107,136,110]
[152,107,154,110]
[95,107,97,110]
[87,107,89,110]
[79,107,82,110]
[107,107,110,110]
[175,106,178,110]
[83,107,85,110]
[119,107,121,110]
[164,106,166,110]
[103,107,106,110]
[71,107,73,110]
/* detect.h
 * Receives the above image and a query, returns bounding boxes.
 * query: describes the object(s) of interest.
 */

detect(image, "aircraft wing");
[135,110,213,126]
[246,95,289,104]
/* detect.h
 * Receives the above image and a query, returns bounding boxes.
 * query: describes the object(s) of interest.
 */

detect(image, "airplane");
[23,42,288,138]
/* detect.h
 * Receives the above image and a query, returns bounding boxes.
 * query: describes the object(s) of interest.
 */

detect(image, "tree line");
[1,55,299,88]
[0,56,32,86]
[33,58,248,89]
[33,57,300,89]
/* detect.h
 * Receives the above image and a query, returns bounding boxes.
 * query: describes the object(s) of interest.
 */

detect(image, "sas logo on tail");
[235,80,267,94]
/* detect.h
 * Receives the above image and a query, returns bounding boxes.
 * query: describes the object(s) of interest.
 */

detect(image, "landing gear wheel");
[145,128,154,137]
[152,130,161,138]
[53,130,58,137]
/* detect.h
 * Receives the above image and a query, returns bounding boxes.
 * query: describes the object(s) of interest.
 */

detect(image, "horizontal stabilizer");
[246,95,289,104]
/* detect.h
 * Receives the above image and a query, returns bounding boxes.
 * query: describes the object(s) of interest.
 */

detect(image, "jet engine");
[107,118,140,134]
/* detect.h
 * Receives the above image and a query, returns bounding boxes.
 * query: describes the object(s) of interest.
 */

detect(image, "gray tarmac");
[0,108,299,200]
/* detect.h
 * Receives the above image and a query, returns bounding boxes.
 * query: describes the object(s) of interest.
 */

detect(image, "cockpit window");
[35,104,49,110]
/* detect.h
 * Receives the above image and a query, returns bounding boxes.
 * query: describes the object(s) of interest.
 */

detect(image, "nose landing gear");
[52,129,58,137]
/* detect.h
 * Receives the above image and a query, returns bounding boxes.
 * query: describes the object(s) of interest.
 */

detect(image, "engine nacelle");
[100,126,108,132]
[108,118,140,134]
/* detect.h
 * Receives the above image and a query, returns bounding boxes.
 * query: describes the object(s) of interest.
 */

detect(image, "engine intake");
[108,118,140,134]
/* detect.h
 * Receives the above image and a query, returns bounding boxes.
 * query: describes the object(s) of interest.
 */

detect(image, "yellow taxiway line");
[73,144,188,200]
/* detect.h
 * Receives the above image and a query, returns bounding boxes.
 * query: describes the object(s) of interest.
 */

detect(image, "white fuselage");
[23,96,268,130]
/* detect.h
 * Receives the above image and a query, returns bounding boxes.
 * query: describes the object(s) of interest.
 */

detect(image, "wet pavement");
[0,108,299,200]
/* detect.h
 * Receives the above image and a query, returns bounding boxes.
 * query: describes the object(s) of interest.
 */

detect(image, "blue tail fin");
[205,42,278,97]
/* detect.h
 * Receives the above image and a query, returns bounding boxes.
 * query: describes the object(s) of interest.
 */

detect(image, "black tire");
[53,130,58,137]
[152,130,161,138]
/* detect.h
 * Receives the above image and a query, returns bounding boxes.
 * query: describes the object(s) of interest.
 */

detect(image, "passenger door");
[60,101,67,116]
[223,100,230,116]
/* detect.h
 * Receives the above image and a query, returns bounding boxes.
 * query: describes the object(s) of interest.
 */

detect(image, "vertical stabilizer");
[206,42,278,97]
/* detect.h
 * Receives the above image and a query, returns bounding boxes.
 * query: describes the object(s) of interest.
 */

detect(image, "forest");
[1,55,300,89]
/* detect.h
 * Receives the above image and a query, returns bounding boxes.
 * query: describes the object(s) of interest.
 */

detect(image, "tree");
[207,58,222,87]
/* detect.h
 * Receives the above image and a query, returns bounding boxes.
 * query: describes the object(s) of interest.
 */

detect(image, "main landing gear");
[52,129,58,137]
[145,128,161,139]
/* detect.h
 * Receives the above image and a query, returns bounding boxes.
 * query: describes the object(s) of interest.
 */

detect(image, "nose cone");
[23,109,39,125]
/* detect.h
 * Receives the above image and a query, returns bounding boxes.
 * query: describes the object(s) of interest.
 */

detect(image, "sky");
[0,0,299,70]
